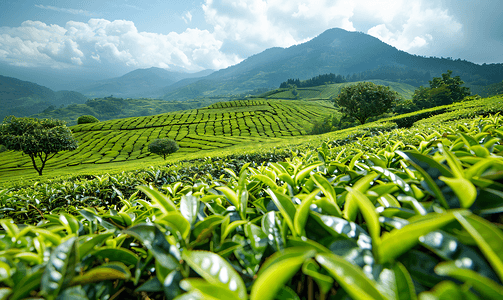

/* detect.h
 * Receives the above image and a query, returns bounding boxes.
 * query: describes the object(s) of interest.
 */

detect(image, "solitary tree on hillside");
[333,82,399,124]
[412,70,471,109]
[148,138,179,160]
[0,116,78,175]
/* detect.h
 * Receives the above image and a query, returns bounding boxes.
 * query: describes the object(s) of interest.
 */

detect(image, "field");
[259,80,417,100]
[0,99,336,184]
[1,95,503,299]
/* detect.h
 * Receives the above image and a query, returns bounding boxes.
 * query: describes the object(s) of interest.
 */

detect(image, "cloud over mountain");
[0,0,493,74]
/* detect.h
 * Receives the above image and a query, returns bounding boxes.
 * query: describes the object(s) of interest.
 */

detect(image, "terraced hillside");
[260,80,417,100]
[0,99,335,177]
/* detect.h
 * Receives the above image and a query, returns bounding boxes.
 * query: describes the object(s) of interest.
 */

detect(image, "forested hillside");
[0,75,87,121]
[162,28,503,101]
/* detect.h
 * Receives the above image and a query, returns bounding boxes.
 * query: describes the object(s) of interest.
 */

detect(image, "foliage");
[279,73,346,88]
[0,116,78,175]
[77,115,99,124]
[1,112,503,299]
[412,70,471,109]
[334,81,399,124]
[148,138,180,160]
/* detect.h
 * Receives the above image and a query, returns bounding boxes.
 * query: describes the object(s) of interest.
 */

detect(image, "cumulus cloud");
[362,1,462,53]
[0,19,241,71]
[202,0,462,58]
[0,0,466,72]
[202,0,356,54]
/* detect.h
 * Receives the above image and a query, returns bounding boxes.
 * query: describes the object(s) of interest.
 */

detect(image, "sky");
[0,0,502,78]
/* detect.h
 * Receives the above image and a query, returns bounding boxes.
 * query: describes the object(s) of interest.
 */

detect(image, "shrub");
[334,82,399,124]
[148,138,179,160]
[77,115,99,124]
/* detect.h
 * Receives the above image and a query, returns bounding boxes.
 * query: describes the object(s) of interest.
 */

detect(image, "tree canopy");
[333,82,399,124]
[0,116,78,175]
[148,138,179,160]
[412,70,470,109]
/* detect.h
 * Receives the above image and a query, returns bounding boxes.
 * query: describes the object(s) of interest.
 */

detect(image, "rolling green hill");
[30,96,220,126]
[0,75,88,121]
[0,99,336,182]
[258,80,417,100]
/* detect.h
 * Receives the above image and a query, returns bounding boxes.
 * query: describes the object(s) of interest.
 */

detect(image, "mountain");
[75,67,214,98]
[0,75,87,121]
[162,28,503,100]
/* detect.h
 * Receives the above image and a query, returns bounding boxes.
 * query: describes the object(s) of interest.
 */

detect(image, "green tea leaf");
[180,195,199,226]
[216,186,239,209]
[435,261,503,300]
[124,224,180,270]
[266,188,296,236]
[315,252,388,300]
[262,211,285,251]
[379,210,465,264]
[302,259,334,296]
[311,173,342,216]
[9,269,43,300]
[93,247,139,266]
[41,236,78,300]
[250,247,316,300]
[293,190,318,237]
[182,250,247,299]
[137,186,177,215]
[454,212,503,282]
[347,187,381,255]
[69,262,131,286]
[179,278,239,300]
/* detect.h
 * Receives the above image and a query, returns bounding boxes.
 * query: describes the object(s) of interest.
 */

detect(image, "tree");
[148,138,179,160]
[333,82,399,124]
[412,70,470,108]
[77,115,99,124]
[0,116,78,175]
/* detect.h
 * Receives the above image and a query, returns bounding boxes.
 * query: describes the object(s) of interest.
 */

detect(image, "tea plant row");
[0,110,502,299]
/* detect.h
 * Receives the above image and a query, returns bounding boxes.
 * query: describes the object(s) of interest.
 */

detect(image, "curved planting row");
[0,99,334,172]
[1,113,502,299]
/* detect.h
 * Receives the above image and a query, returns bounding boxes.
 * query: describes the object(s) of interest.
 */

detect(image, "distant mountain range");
[161,28,503,100]
[1,27,502,108]
[74,68,214,98]
[0,75,87,121]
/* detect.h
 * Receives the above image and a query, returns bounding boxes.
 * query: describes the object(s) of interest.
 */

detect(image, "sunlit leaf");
[41,237,78,300]
[69,262,131,286]
[454,212,503,282]
[250,247,316,300]
[316,252,388,300]
[182,250,247,299]
[435,261,503,300]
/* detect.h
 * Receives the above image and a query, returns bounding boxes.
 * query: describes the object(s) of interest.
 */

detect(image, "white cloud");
[0,19,241,71]
[182,11,193,24]
[34,4,97,17]
[202,0,356,54]
[364,1,462,53]
[202,0,462,57]
[0,0,465,72]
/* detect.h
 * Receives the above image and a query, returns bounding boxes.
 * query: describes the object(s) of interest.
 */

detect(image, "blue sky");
[0,0,502,77]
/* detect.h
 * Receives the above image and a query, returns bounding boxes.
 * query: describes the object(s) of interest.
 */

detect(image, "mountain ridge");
[162,28,503,101]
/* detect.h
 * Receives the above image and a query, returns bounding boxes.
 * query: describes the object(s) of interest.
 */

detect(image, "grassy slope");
[3,95,502,187]
[30,97,219,126]
[257,80,417,100]
[0,99,336,185]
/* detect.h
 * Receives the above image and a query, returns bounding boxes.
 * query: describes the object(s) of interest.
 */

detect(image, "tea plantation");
[0,99,336,183]
[0,95,503,299]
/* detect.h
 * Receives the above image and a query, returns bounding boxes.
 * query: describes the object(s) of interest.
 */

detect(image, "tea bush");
[1,112,502,299]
